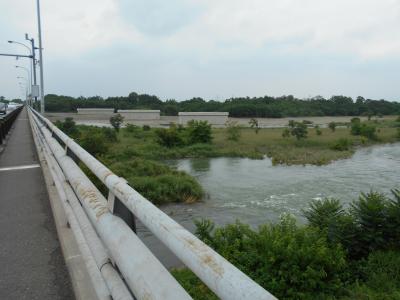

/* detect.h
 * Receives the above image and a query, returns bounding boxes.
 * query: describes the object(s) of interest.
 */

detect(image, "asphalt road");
[0,108,74,299]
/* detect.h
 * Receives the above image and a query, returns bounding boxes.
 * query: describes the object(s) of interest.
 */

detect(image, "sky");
[0,0,399,101]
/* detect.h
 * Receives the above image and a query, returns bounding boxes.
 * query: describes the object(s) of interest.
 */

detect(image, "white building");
[178,112,229,126]
[77,108,114,115]
[117,110,160,120]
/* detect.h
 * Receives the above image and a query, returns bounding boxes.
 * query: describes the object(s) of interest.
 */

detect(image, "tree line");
[45,92,400,117]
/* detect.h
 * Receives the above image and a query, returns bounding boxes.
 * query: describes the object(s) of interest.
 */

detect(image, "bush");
[191,215,347,299]
[79,129,109,156]
[351,121,377,140]
[330,138,351,151]
[142,125,151,131]
[249,118,260,134]
[225,120,241,141]
[304,191,400,260]
[125,123,139,133]
[282,128,290,138]
[155,127,183,148]
[328,122,336,132]
[360,124,377,140]
[55,117,79,138]
[101,127,118,143]
[187,120,212,144]
[289,121,308,140]
[110,113,124,131]
[315,125,322,135]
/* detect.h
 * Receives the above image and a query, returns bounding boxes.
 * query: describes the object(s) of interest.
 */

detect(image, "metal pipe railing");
[30,108,277,300]
[0,105,24,145]
[29,110,192,300]
[29,113,133,300]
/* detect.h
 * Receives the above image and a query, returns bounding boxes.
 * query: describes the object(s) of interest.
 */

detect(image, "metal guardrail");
[28,107,277,300]
[0,106,24,145]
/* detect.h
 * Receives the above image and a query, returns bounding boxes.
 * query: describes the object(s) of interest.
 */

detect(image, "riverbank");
[109,120,399,165]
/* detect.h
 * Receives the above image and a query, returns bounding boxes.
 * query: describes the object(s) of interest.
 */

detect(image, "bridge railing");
[28,107,277,300]
[0,105,23,145]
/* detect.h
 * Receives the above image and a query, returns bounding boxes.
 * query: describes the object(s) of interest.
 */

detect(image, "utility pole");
[36,0,45,114]
[25,34,38,107]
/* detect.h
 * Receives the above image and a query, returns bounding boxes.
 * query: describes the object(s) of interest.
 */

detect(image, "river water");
[137,143,400,268]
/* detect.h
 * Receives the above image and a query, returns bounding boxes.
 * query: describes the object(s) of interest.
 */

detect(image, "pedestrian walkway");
[0,108,73,299]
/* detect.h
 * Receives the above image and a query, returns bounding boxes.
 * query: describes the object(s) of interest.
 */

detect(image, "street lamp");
[15,65,31,95]
[36,0,45,114]
[8,41,33,91]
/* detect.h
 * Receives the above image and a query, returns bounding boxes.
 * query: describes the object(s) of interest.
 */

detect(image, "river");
[137,143,400,268]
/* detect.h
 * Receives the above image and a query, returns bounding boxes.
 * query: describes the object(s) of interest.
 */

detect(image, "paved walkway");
[0,108,73,299]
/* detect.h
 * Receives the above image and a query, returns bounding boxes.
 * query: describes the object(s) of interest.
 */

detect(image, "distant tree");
[249,118,260,134]
[287,121,308,140]
[110,114,124,132]
[328,122,336,132]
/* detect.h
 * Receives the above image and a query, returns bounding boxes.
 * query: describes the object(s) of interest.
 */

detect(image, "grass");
[105,122,399,166]
[212,125,398,165]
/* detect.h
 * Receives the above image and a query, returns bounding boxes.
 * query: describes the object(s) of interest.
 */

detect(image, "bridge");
[0,106,277,300]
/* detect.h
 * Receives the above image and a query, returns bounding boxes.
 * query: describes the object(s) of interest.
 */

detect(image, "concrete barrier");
[77,108,114,115]
[118,110,160,120]
[178,112,229,126]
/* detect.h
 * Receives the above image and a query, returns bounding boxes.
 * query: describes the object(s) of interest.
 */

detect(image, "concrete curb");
[29,116,98,300]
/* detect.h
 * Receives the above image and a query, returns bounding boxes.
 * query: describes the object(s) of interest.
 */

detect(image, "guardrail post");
[108,190,136,233]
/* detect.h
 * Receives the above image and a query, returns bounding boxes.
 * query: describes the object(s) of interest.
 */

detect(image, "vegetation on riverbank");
[55,116,399,203]
[172,190,400,299]
[45,93,400,117]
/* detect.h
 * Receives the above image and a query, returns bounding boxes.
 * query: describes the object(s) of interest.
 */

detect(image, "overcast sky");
[1,0,399,101]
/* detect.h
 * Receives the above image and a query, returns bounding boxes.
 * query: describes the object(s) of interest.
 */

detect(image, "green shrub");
[192,215,347,299]
[289,121,308,140]
[315,125,322,135]
[328,122,336,132]
[249,118,260,134]
[282,128,290,138]
[79,129,109,156]
[225,120,241,141]
[302,120,313,125]
[109,159,204,204]
[360,124,377,140]
[101,127,118,142]
[330,138,351,151]
[55,117,80,138]
[125,123,139,133]
[155,127,183,148]
[110,113,124,131]
[187,120,212,144]
[142,125,151,131]
[305,191,400,260]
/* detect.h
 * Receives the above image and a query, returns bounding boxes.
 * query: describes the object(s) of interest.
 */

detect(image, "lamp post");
[36,0,45,114]
[15,65,31,95]
[17,76,31,106]
[25,34,38,105]
[8,41,33,90]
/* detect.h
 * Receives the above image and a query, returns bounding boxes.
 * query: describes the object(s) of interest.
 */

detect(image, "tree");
[249,118,260,134]
[287,121,308,140]
[110,114,124,132]
[328,122,336,132]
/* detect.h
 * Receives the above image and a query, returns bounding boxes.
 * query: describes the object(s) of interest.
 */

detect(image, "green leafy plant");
[328,122,336,132]
[110,113,124,131]
[249,118,260,134]
[187,120,212,144]
[225,120,241,141]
